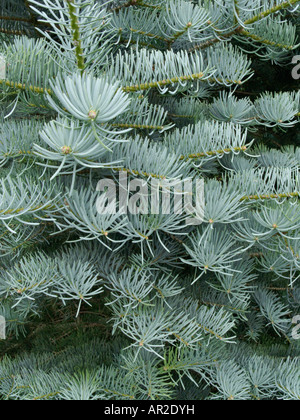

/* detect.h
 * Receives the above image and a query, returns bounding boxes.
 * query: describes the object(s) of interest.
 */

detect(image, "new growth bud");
[61,146,72,155]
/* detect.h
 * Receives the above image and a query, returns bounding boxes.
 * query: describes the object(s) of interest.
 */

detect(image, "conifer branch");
[128,27,168,43]
[0,16,32,23]
[66,0,85,71]
[0,79,52,95]
[0,28,26,35]
[239,29,295,50]
[1,0,299,401]
[122,72,206,92]
[241,192,299,201]
[244,0,300,25]
[190,0,300,52]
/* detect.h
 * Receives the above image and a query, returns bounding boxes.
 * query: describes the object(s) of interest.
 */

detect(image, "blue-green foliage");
[0,0,299,400]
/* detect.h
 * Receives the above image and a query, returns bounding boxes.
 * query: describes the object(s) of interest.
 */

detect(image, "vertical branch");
[67,0,85,72]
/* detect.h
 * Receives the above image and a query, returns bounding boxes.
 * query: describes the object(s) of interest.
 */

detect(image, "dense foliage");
[0,0,300,400]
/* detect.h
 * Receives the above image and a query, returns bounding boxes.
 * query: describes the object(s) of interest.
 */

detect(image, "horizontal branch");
[122,74,243,93]
[240,29,295,50]
[110,123,166,131]
[244,0,300,25]
[180,146,248,160]
[112,146,250,179]
[190,0,300,52]
[122,72,206,92]
[0,203,55,216]
[0,79,52,95]
[0,27,26,36]
[0,15,32,23]
[112,166,166,180]
[189,28,240,52]
[129,27,168,43]
[240,192,299,201]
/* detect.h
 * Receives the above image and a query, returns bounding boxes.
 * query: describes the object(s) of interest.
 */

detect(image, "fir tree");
[0,0,300,401]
